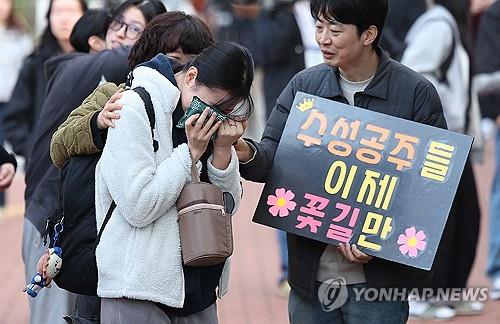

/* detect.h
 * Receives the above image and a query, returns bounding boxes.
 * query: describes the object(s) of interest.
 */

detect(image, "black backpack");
[48,87,157,295]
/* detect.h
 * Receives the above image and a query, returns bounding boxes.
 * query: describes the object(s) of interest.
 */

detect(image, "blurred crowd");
[1,0,500,323]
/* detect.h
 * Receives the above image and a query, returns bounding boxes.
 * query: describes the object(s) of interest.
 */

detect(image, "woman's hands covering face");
[213,120,247,150]
[185,108,222,163]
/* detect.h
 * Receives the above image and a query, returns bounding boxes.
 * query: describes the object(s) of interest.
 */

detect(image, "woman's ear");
[88,36,106,53]
[184,66,199,87]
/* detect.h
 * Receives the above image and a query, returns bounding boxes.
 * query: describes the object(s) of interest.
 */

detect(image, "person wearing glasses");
[21,1,166,324]
[106,5,146,49]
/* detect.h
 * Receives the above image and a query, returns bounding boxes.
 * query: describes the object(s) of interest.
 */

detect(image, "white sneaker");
[481,118,496,140]
[453,300,484,316]
[410,302,457,320]
[409,300,431,317]
[491,278,500,300]
[432,305,457,320]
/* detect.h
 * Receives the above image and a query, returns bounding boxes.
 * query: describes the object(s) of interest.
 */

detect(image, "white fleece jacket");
[95,65,242,308]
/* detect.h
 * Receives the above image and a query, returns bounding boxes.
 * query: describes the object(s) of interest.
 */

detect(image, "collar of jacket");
[317,47,391,101]
[130,59,181,114]
[135,53,179,87]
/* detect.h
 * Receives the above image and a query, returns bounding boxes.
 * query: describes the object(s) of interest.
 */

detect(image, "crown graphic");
[297,98,315,112]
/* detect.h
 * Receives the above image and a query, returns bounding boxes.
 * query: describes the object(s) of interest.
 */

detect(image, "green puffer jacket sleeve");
[50,82,125,169]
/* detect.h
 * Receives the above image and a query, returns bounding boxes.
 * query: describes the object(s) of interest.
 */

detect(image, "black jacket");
[0,146,16,169]
[256,3,305,116]
[24,47,130,234]
[240,50,447,299]
[380,0,426,60]
[3,51,53,159]
[217,16,260,67]
[475,1,500,119]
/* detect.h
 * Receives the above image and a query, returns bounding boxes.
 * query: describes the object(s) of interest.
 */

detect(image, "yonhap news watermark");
[318,277,489,311]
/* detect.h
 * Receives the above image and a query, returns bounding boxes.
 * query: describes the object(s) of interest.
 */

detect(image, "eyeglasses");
[109,17,143,40]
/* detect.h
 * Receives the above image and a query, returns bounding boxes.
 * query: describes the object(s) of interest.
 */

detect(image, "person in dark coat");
[20,2,166,324]
[380,0,426,60]
[0,146,16,191]
[256,0,305,118]
[475,0,500,302]
[234,0,446,322]
[2,0,87,161]
[253,0,307,295]
[3,3,87,324]
[217,0,261,65]
[401,0,483,318]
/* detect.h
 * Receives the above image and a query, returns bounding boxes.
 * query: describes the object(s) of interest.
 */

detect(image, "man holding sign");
[235,0,448,322]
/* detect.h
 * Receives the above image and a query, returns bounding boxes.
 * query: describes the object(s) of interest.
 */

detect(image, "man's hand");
[36,251,53,287]
[339,243,373,264]
[233,138,254,163]
[0,163,15,191]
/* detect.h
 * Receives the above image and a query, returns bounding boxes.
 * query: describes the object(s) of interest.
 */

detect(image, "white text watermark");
[318,277,489,312]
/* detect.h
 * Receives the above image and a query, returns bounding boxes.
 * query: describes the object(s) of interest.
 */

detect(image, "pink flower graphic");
[267,188,297,217]
[397,227,427,258]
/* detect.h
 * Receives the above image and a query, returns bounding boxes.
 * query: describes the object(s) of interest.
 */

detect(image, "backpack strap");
[426,18,457,85]
[96,201,116,245]
[438,27,456,85]
[97,87,159,243]
[132,86,159,152]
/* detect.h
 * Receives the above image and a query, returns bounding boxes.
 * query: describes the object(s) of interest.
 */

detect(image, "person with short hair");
[234,0,446,322]
[69,8,111,53]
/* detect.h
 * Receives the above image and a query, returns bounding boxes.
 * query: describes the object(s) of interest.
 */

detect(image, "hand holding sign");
[338,243,373,264]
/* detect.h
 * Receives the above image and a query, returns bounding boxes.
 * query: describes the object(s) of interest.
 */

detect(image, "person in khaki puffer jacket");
[51,82,122,169]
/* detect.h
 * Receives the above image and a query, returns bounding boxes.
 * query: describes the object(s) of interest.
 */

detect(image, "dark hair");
[128,11,214,70]
[434,0,472,54]
[111,0,166,23]
[184,41,254,121]
[70,9,110,53]
[38,0,88,56]
[310,0,388,47]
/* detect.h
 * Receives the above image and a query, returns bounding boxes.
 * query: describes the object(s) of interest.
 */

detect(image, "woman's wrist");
[212,145,231,156]
[211,146,232,170]
[189,147,201,164]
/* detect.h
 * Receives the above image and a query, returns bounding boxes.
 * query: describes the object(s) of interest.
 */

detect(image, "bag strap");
[96,201,116,245]
[438,30,455,85]
[426,17,457,85]
[132,86,159,152]
[191,163,200,183]
[97,87,158,243]
[43,170,65,247]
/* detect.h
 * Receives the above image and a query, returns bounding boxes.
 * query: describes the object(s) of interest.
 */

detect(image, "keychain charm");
[25,221,64,297]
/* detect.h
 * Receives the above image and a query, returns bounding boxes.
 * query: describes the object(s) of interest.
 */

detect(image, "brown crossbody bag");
[176,164,235,267]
